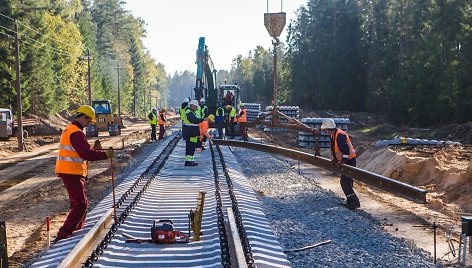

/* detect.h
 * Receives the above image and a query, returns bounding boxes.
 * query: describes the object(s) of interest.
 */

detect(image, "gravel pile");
[232,146,440,268]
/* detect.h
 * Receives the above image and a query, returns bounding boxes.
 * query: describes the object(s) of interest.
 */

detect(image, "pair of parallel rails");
[31,131,290,267]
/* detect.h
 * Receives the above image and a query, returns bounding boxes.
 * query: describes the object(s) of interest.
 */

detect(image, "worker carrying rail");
[321,118,360,210]
[54,105,115,242]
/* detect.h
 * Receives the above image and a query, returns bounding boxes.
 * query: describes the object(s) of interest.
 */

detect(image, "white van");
[0,108,13,138]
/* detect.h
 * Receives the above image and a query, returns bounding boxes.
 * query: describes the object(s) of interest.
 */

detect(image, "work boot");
[184,161,198,167]
[345,195,360,210]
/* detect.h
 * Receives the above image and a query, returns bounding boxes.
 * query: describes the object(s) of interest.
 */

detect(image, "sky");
[124,0,307,74]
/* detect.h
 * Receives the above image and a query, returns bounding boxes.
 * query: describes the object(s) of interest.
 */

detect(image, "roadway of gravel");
[231,146,440,268]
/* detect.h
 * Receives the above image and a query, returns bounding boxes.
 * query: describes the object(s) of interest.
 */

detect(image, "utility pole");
[87,48,92,105]
[132,78,136,117]
[14,21,23,152]
[115,62,122,116]
[155,83,159,109]
[149,84,152,111]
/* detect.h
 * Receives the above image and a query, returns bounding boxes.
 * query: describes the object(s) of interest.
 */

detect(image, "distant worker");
[199,98,208,118]
[183,100,204,166]
[197,114,214,151]
[321,118,360,210]
[215,103,225,138]
[238,103,248,141]
[158,107,167,140]
[148,108,158,141]
[223,90,234,106]
[227,105,236,139]
[54,105,114,242]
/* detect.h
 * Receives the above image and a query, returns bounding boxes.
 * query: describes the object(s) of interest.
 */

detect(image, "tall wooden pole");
[116,62,121,116]
[14,21,23,152]
[87,48,92,105]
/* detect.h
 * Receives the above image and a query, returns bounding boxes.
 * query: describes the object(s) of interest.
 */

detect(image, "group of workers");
[148,107,167,141]
[52,102,360,243]
[179,96,247,166]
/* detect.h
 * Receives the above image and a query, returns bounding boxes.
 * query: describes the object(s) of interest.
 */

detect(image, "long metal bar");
[212,140,427,204]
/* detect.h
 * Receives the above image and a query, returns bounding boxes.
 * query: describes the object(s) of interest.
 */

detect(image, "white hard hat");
[183,97,190,103]
[200,98,205,102]
[189,100,199,106]
[320,118,336,130]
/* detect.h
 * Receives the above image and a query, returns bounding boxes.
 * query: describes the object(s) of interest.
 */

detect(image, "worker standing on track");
[238,103,248,141]
[215,103,225,139]
[148,108,158,142]
[228,105,236,139]
[321,118,360,210]
[55,105,114,242]
[183,100,205,166]
[158,107,167,140]
[200,98,208,118]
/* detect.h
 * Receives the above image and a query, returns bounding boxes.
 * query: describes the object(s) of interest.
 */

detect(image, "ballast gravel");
[232,146,440,268]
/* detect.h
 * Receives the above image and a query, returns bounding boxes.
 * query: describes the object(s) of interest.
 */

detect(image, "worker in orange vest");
[196,114,214,152]
[158,107,167,140]
[238,103,248,141]
[55,105,114,242]
[321,118,360,210]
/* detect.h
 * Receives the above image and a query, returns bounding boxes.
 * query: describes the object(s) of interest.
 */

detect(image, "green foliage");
[0,0,168,118]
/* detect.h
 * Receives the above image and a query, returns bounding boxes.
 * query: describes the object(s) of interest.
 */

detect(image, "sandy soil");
[0,113,179,267]
[247,123,472,266]
[1,110,470,266]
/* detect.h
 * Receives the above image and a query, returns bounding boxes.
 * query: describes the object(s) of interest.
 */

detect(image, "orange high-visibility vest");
[332,129,356,161]
[158,112,165,125]
[199,120,211,141]
[238,108,247,123]
[56,123,88,176]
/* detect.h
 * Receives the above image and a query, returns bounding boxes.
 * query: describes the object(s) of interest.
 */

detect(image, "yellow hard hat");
[77,105,96,123]
[162,107,166,112]
[208,114,215,122]
[225,105,230,109]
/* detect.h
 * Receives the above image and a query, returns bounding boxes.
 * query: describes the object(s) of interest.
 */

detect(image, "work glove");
[93,139,102,150]
[105,147,115,158]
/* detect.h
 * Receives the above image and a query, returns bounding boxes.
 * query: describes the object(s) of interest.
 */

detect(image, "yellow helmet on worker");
[77,105,96,123]
[207,114,215,122]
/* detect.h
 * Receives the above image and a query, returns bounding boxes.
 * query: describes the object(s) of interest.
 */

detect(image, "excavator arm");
[195,37,217,109]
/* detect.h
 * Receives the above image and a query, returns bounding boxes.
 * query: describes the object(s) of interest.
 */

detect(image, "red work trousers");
[57,175,88,239]
[158,124,165,140]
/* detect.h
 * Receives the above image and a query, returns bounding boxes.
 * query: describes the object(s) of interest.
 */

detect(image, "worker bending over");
[183,100,205,166]
[238,103,248,141]
[321,118,360,210]
[55,105,114,242]
[197,114,214,151]
[158,107,167,140]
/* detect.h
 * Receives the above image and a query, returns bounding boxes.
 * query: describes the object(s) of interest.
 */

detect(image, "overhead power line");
[20,33,75,56]
[0,23,16,34]
[0,30,14,39]
[0,11,82,49]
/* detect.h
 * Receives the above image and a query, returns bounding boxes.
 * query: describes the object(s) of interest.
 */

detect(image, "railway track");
[30,131,290,267]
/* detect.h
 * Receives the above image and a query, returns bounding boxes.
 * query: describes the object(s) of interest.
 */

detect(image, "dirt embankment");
[359,145,472,213]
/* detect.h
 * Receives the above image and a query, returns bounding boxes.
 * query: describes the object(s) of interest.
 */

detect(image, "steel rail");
[212,139,428,204]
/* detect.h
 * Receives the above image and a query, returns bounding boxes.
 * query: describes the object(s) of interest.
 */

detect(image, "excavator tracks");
[30,130,290,267]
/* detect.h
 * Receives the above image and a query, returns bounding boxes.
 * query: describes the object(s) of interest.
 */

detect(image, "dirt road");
[0,119,160,266]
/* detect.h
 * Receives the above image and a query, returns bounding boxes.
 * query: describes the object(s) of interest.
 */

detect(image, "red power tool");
[123,219,190,244]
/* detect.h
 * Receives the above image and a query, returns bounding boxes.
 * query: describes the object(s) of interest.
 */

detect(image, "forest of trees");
[1,0,470,127]
[0,0,168,118]
[229,0,472,126]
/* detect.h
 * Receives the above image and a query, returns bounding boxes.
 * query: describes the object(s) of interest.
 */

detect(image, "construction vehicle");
[0,108,40,139]
[194,38,242,134]
[85,100,124,137]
